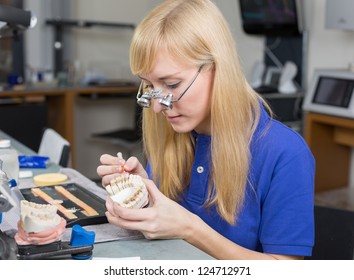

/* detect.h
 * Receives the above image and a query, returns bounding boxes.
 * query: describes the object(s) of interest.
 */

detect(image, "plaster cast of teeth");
[105,174,149,209]
[20,200,62,233]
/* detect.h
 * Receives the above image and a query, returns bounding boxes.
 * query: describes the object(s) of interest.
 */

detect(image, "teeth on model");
[20,200,61,233]
[105,174,149,209]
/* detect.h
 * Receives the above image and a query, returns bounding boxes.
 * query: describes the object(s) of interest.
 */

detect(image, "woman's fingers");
[104,196,144,220]
[105,196,114,213]
[104,181,189,240]
[101,173,120,187]
[97,165,124,177]
[99,154,119,164]
[123,157,149,179]
[105,211,137,230]
[97,154,125,176]
[97,154,147,182]
[105,209,151,232]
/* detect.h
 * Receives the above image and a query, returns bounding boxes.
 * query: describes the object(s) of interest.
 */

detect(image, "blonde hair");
[130,0,267,224]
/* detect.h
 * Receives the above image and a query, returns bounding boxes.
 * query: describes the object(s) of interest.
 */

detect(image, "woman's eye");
[166,82,181,90]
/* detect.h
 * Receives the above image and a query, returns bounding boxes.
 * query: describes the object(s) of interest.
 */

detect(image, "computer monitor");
[303,69,354,118]
[238,0,303,36]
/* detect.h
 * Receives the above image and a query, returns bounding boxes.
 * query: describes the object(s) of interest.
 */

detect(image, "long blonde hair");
[130,0,266,224]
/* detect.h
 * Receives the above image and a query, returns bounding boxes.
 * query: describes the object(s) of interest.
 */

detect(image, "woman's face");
[139,48,214,135]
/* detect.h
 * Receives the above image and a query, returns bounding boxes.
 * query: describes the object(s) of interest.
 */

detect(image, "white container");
[0,139,19,183]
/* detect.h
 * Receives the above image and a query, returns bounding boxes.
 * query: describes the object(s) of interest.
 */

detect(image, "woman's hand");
[105,178,299,260]
[97,154,148,187]
[105,178,196,240]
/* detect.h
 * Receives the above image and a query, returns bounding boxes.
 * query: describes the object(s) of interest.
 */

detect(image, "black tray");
[20,183,108,227]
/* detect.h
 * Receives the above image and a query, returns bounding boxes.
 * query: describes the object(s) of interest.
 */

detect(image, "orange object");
[31,188,78,219]
[54,185,99,217]
[33,173,68,187]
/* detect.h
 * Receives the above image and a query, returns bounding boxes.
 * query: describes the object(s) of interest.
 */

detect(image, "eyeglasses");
[136,65,203,110]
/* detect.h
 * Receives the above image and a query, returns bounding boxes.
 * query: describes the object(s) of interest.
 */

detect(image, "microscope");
[0,3,35,38]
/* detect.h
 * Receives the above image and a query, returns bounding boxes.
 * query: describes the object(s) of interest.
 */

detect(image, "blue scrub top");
[147,106,315,257]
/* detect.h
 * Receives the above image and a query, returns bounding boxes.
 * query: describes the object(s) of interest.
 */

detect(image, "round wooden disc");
[33,173,68,186]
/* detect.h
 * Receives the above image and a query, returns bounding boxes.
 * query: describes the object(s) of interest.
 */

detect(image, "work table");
[0,130,213,260]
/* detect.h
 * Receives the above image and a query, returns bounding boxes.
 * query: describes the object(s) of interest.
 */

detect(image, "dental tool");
[117,152,125,172]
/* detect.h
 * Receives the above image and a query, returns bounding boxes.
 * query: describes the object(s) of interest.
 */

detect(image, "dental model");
[105,174,149,209]
[14,200,67,245]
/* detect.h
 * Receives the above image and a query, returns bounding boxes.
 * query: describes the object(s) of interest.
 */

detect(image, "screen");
[269,72,281,85]
[312,77,354,108]
[239,0,301,36]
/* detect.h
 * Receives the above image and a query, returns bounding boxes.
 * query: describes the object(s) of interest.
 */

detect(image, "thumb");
[142,178,161,203]
[124,157,148,178]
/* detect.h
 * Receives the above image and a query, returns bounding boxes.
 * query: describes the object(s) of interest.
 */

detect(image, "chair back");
[306,205,354,260]
[38,128,70,167]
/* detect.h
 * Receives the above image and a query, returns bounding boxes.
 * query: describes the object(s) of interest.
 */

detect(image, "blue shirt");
[147,106,315,256]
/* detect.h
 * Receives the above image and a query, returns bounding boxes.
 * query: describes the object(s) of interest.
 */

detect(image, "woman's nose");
[152,99,167,113]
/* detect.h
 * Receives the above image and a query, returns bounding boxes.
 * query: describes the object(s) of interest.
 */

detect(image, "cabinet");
[304,112,354,192]
[0,101,47,151]
[326,0,354,31]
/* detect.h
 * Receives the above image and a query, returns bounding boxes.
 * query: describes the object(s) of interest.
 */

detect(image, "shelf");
[46,19,135,29]
[45,19,135,75]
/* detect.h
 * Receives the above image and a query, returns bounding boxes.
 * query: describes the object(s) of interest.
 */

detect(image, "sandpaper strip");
[54,185,99,217]
[31,188,78,220]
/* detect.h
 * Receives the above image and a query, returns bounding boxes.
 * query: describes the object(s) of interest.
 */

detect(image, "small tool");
[117,152,125,172]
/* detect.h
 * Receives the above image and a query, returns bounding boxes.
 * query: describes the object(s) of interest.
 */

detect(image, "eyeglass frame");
[136,64,204,110]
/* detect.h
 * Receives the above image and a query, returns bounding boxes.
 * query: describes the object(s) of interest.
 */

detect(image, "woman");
[97,0,315,260]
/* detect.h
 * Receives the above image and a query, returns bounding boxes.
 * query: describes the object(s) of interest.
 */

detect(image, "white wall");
[23,0,54,77]
[70,0,151,82]
[24,0,72,78]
